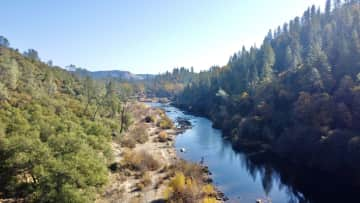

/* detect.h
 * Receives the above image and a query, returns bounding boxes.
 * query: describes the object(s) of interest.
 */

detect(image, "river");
[148,102,359,203]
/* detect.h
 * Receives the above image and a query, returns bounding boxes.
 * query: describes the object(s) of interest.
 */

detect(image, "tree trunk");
[120,101,128,134]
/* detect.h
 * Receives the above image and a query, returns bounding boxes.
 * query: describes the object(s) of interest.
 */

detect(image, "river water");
[148,103,359,203]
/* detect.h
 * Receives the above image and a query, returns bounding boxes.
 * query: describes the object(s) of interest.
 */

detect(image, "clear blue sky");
[1,0,325,74]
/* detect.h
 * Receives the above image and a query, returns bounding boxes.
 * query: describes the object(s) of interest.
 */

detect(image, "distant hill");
[65,65,154,81]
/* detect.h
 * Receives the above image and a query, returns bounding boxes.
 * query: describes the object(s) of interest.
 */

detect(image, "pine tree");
[0,36,10,47]
[260,41,275,83]
[325,0,331,17]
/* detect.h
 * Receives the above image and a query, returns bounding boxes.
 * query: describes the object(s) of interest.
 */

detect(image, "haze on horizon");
[1,0,325,74]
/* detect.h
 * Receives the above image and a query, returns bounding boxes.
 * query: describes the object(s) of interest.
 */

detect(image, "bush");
[173,160,204,181]
[132,126,149,144]
[202,184,216,196]
[158,117,173,129]
[122,150,160,172]
[109,162,121,172]
[203,197,217,203]
[119,137,136,148]
[142,172,152,187]
[144,115,155,123]
[164,171,200,202]
[158,131,168,142]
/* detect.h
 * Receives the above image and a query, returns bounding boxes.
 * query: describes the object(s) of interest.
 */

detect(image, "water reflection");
[148,103,360,203]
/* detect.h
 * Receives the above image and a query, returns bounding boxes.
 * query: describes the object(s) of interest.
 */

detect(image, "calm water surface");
[148,103,358,203]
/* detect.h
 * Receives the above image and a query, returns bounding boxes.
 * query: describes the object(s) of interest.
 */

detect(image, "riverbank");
[96,102,223,203]
[174,102,360,202]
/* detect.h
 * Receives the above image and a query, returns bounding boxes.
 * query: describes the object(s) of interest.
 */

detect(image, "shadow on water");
[238,149,360,203]
[148,102,360,203]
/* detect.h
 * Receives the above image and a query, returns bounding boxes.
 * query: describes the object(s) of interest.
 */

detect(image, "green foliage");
[0,46,128,202]
[23,49,40,61]
[143,67,196,98]
[157,116,173,129]
[176,1,360,175]
[0,36,10,47]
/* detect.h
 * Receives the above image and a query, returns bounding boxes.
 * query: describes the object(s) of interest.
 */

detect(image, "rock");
[176,117,192,130]
[180,148,186,152]
[256,199,263,203]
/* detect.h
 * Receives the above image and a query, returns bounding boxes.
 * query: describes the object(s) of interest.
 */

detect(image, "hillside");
[0,44,220,203]
[66,65,154,81]
[0,46,128,202]
[176,0,360,181]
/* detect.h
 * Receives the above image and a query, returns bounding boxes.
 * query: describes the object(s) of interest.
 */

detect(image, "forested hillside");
[143,67,196,98]
[0,43,131,202]
[177,0,360,179]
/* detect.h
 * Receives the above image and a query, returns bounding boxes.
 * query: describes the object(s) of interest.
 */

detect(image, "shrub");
[131,126,149,144]
[142,172,152,187]
[170,172,186,192]
[144,115,155,123]
[173,160,204,181]
[202,184,216,196]
[158,117,173,129]
[164,171,200,202]
[158,131,168,142]
[119,137,136,148]
[135,182,145,191]
[203,197,217,203]
[122,150,160,172]
[109,162,121,172]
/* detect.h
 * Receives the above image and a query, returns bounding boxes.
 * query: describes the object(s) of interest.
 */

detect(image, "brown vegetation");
[122,150,160,172]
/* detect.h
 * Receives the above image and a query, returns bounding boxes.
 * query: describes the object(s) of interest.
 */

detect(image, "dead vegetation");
[122,150,160,172]
[158,131,168,142]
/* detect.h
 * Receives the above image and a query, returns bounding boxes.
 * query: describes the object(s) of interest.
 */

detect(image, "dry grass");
[122,150,161,172]
[170,160,204,181]
[131,126,149,144]
[118,137,136,148]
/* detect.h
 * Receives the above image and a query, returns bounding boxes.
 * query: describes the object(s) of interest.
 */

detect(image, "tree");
[325,0,332,15]
[0,58,19,90]
[334,0,342,8]
[0,36,10,47]
[47,60,53,67]
[83,76,96,115]
[260,41,275,83]
[23,49,40,61]
[0,82,8,100]
[44,71,57,95]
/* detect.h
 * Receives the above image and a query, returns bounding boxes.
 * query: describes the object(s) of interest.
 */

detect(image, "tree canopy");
[176,0,360,177]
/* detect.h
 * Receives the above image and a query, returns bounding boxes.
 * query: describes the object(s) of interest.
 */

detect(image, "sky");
[1,0,326,74]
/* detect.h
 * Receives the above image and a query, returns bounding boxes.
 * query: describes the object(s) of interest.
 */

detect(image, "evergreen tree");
[0,36,10,47]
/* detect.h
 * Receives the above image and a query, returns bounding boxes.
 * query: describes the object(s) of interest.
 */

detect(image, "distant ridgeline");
[65,65,154,81]
[175,0,360,181]
[0,41,133,202]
